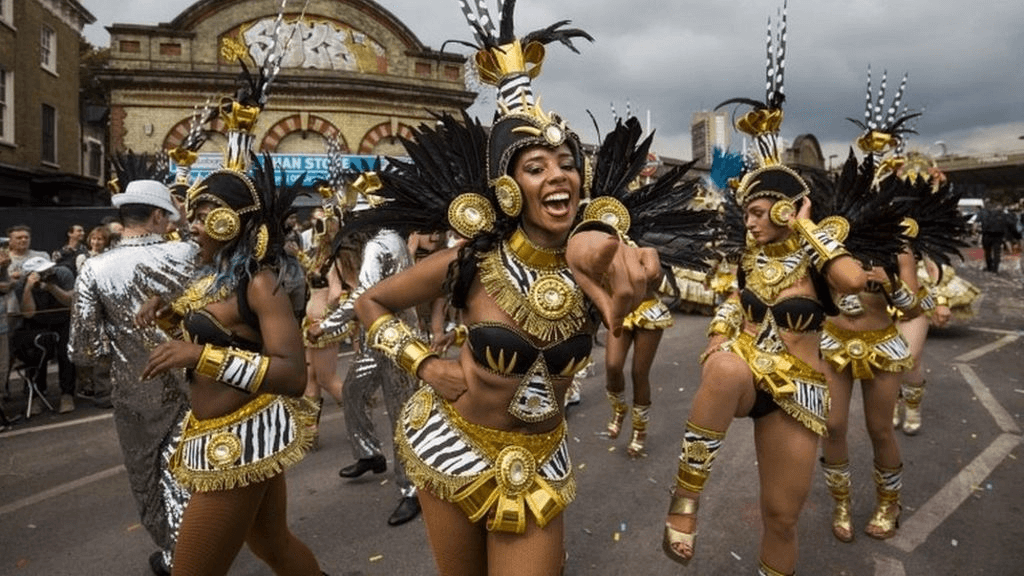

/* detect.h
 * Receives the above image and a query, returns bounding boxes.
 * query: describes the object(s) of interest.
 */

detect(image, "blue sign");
[170,153,392,186]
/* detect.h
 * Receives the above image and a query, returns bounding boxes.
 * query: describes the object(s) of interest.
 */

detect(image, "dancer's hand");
[141,340,203,380]
[932,305,951,328]
[135,295,166,328]
[567,230,660,337]
[419,357,467,402]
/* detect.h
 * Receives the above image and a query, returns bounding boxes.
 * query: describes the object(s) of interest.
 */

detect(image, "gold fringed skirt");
[394,387,575,534]
[820,321,913,380]
[726,331,830,436]
[170,395,316,492]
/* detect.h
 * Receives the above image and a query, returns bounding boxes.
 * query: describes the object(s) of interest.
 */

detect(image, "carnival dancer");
[306,195,424,527]
[662,8,871,575]
[817,67,932,544]
[69,153,196,576]
[299,173,349,449]
[139,43,323,574]
[343,2,715,573]
[890,152,968,435]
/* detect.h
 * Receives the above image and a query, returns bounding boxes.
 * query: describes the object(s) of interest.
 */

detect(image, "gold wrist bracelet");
[367,313,438,378]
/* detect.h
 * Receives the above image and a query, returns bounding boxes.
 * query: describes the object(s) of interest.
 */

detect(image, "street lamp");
[828,154,838,170]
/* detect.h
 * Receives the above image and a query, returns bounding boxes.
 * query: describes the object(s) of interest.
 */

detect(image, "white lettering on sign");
[242,18,386,72]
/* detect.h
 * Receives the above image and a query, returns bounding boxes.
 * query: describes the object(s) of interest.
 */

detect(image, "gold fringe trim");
[622,298,674,331]
[170,396,316,493]
[171,274,233,316]
[477,247,586,343]
[741,237,810,302]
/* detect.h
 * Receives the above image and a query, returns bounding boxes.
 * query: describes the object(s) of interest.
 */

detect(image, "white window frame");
[40,24,57,74]
[41,103,58,166]
[83,136,104,181]
[0,0,14,29]
[0,67,12,145]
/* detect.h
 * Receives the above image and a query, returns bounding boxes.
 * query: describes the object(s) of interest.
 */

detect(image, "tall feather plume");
[846,67,921,144]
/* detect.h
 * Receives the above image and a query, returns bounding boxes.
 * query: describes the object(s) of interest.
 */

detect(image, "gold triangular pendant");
[507,356,560,423]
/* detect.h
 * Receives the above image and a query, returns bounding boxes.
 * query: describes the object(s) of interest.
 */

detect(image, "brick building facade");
[100,0,475,169]
[0,0,97,206]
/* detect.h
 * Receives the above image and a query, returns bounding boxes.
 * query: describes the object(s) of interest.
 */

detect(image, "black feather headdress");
[584,117,718,272]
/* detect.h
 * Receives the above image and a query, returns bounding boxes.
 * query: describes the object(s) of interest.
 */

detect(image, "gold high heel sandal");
[821,459,854,542]
[663,492,698,565]
[626,404,650,457]
[605,391,627,438]
[901,381,925,435]
[865,463,902,539]
[663,422,724,565]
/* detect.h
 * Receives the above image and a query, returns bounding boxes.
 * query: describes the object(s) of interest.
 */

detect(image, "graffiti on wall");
[221,17,388,73]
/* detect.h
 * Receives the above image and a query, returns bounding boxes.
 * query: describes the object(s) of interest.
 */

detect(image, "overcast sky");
[82,0,1024,163]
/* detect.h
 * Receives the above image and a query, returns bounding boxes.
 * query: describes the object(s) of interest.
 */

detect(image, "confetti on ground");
[380,479,389,486]
[731,551,742,561]
[678,387,685,392]
[648,477,659,484]
[1014,389,1024,394]
[608,446,616,452]
[613,532,620,542]
[370,555,383,562]
[583,528,592,535]
[578,463,586,470]
[620,522,627,532]
[951,539,958,547]
[573,436,580,443]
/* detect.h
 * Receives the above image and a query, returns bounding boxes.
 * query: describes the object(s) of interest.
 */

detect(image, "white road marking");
[0,465,125,517]
[954,333,1019,363]
[955,363,1021,434]
[887,433,1021,553]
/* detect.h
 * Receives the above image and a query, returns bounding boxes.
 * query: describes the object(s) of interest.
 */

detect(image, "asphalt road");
[1,259,1021,576]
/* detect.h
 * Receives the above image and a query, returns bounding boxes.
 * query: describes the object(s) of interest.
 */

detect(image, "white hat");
[22,256,55,274]
[111,180,180,221]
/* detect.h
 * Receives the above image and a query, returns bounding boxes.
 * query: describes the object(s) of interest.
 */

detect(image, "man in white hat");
[12,254,76,414]
[69,178,196,576]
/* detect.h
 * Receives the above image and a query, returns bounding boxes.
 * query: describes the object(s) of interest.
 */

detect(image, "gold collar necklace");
[505,227,566,270]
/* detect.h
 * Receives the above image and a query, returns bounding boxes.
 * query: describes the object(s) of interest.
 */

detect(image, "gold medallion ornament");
[493,175,523,217]
[253,224,269,260]
[478,229,586,342]
[528,276,574,320]
[206,206,241,241]
[448,193,496,237]
[818,216,851,242]
[741,234,809,300]
[206,431,243,468]
[769,199,796,226]
[583,196,631,236]
[497,445,537,496]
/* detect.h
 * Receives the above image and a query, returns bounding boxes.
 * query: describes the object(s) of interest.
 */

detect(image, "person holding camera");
[13,256,76,414]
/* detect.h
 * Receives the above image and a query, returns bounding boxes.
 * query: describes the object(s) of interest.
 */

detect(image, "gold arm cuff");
[790,218,850,271]
[935,295,949,306]
[194,344,268,394]
[195,344,227,379]
[367,313,437,378]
